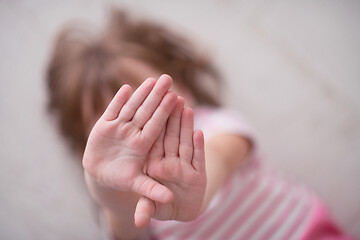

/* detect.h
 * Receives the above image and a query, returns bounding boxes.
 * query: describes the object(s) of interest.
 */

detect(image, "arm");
[202,134,251,211]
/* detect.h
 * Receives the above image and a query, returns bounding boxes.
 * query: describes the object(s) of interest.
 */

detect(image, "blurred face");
[81,58,196,138]
[120,58,196,107]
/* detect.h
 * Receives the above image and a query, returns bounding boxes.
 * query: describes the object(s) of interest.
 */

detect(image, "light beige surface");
[0,0,359,239]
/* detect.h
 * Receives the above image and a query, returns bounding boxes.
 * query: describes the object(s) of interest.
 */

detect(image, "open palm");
[134,98,207,227]
[83,75,178,204]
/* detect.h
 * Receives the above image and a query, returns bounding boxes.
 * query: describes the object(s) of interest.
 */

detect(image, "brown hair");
[46,8,222,154]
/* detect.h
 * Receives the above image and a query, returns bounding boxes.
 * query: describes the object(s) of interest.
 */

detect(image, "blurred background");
[0,0,359,239]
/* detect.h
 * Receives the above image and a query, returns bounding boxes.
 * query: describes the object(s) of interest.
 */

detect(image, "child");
[46,9,352,240]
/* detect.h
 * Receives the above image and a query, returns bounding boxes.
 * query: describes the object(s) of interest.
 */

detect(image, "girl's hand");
[83,75,177,204]
[134,98,207,227]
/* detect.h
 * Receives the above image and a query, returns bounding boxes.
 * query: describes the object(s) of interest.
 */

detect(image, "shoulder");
[194,106,255,137]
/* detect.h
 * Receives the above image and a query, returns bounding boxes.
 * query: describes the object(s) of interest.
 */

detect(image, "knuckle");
[136,178,157,198]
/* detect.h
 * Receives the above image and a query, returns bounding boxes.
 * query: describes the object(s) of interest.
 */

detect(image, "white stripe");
[231,180,284,239]
[269,196,306,240]
[251,189,296,240]
[288,194,312,240]
[209,177,269,240]
[187,172,258,239]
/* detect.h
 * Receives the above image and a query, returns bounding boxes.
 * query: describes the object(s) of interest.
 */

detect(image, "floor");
[0,0,359,239]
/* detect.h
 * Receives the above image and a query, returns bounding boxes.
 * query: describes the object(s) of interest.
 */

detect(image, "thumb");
[132,174,174,204]
[134,196,155,228]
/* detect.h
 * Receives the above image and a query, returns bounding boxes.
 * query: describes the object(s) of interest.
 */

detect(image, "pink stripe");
[259,195,299,240]
[220,182,273,239]
[240,186,288,239]
[281,204,309,240]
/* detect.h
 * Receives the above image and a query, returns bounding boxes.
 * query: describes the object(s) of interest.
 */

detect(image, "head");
[46,8,222,156]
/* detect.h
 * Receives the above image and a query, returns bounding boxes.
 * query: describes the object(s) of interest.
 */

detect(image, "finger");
[101,84,132,121]
[149,126,165,160]
[141,91,177,145]
[164,97,184,157]
[132,174,174,204]
[117,77,157,122]
[134,197,155,228]
[192,130,206,172]
[179,107,194,163]
[131,74,173,129]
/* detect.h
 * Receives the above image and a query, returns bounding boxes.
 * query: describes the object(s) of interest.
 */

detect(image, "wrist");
[84,171,148,239]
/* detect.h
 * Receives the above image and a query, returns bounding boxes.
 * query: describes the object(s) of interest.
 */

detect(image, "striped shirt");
[150,106,352,240]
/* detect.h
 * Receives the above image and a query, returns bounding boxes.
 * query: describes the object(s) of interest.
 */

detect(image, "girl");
[46,9,352,240]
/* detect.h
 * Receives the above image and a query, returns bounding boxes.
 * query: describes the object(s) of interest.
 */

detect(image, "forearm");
[84,172,148,240]
[201,149,232,211]
[201,135,251,212]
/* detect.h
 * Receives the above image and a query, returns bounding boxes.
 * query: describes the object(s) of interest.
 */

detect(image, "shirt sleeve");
[194,106,257,154]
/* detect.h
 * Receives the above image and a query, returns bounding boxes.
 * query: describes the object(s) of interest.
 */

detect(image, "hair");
[46,8,222,154]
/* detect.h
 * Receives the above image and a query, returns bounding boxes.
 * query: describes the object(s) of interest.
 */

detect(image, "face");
[120,58,196,107]
[81,58,196,138]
